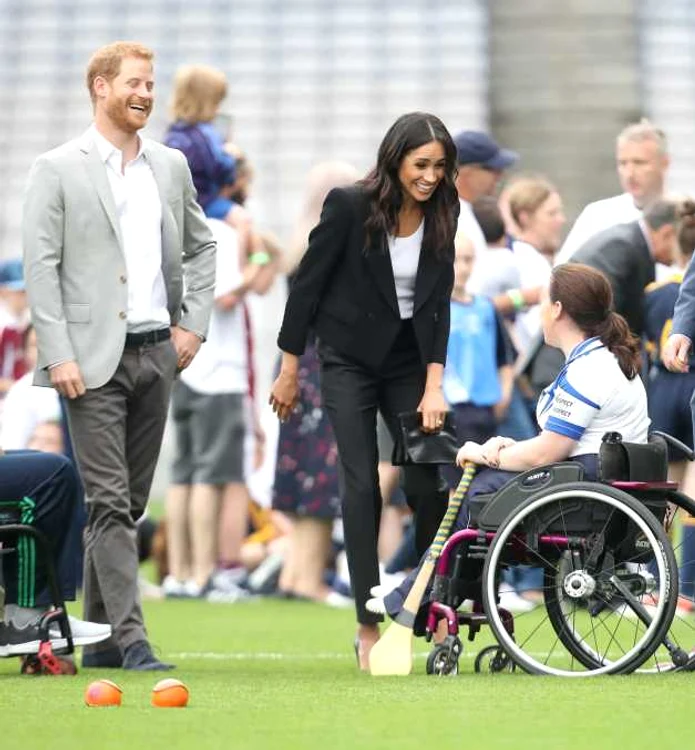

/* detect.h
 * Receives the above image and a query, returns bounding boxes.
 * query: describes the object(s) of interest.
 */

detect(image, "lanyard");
[538,337,605,416]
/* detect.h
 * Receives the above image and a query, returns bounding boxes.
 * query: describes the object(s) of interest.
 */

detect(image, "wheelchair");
[424,431,695,677]
[0,514,76,675]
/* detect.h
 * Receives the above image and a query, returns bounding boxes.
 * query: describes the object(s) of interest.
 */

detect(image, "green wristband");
[249,251,271,266]
[507,289,525,311]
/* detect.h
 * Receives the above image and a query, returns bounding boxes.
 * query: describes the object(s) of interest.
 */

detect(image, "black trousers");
[319,322,447,625]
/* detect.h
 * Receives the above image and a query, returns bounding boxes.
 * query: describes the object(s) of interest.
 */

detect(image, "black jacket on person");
[277,185,457,371]
[571,219,655,336]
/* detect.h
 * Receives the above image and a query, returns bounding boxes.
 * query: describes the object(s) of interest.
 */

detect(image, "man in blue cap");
[453,131,519,291]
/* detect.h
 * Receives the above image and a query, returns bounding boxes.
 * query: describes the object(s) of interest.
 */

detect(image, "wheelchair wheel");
[474,645,515,673]
[635,492,695,673]
[482,482,678,677]
[425,636,461,676]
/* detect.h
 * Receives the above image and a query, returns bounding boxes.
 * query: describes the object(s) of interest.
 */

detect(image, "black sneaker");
[0,621,67,656]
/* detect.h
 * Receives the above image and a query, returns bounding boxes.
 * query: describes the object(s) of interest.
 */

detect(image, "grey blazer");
[22,130,216,389]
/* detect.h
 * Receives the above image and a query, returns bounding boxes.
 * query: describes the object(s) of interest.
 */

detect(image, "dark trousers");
[0,450,79,608]
[65,340,177,653]
[319,323,447,625]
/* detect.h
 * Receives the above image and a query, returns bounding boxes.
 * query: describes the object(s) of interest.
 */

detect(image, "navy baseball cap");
[454,131,519,170]
[0,259,24,291]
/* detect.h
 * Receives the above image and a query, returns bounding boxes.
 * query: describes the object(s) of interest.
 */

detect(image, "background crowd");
[2,31,695,671]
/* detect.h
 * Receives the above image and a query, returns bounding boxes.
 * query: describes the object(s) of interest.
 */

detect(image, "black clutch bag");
[391,411,459,466]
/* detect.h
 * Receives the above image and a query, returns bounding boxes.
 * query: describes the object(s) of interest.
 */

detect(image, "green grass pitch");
[1,598,693,750]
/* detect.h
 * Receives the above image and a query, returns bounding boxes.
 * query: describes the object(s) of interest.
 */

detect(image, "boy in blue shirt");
[442,236,515,489]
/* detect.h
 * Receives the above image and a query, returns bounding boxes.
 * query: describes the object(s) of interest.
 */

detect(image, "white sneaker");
[50,615,112,648]
[138,576,163,600]
[335,551,351,589]
[162,575,188,598]
[211,567,247,592]
[370,584,391,598]
[206,582,253,604]
[366,596,386,615]
[379,566,406,593]
[323,591,352,608]
[183,579,203,598]
[498,582,536,613]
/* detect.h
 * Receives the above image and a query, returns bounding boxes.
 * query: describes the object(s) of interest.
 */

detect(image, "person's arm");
[457,429,576,471]
[23,158,86,398]
[665,257,695,371]
[176,152,217,334]
[23,157,75,369]
[494,365,514,422]
[492,286,543,316]
[246,230,281,296]
[172,152,217,368]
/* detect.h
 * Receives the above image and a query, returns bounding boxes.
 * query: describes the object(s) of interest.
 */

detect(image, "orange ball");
[151,678,189,708]
[84,679,123,707]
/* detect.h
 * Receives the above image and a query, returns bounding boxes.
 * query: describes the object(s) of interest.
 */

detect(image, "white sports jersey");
[536,338,649,455]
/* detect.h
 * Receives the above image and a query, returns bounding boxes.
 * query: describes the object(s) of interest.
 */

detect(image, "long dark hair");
[359,112,459,259]
[550,264,641,379]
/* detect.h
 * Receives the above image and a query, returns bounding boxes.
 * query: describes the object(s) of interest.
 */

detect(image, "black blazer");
[571,220,655,336]
[277,185,456,371]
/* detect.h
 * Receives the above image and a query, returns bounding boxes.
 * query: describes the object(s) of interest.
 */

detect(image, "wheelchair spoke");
[479,485,678,676]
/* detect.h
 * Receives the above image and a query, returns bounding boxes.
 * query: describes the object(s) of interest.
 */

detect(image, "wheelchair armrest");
[651,431,695,461]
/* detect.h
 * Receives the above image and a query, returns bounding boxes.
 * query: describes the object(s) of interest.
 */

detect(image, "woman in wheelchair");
[370,263,651,630]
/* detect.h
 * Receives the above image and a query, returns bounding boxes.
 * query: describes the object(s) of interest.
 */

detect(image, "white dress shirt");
[91,126,169,333]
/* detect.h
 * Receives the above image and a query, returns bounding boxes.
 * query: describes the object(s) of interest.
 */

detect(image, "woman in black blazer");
[270,112,459,669]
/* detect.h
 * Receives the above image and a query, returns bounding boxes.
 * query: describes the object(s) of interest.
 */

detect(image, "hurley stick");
[369,462,477,676]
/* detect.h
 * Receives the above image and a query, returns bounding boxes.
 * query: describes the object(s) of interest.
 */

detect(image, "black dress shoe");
[82,645,123,668]
[123,640,175,671]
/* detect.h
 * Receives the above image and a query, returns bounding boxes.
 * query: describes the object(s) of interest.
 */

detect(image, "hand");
[49,360,86,399]
[662,333,691,373]
[417,387,448,433]
[456,441,486,467]
[171,326,202,371]
[216,291,242,311]
[478,436,516,468]
[493,397,511,422]
[269,370,299,422]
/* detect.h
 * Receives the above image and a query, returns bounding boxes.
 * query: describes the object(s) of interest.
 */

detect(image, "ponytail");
[597,311,641,380]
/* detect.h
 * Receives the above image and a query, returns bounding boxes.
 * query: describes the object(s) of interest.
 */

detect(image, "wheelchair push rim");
[481,483,678,677]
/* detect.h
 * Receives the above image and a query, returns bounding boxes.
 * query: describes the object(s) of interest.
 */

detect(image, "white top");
[555,193,639,266]
[536,338,649,456]
[473,247,521,298]
[511,239,553,350]
[1,371,61,450]
[91,126,169,333]
[457,198,489,294]
[180,219,248,395]
[387,220,423,319]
